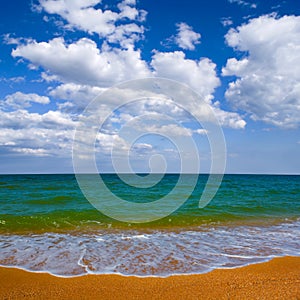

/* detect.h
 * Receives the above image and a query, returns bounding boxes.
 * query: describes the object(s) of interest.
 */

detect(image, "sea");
[0,174,299,277]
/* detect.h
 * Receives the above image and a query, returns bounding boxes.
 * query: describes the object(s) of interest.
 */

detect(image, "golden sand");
[0,256,299,299]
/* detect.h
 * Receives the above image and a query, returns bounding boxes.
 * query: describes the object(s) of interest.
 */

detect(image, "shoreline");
[0,256,299,299]
[0,255,294,279]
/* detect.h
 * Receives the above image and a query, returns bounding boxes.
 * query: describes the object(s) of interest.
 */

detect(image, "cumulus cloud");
[174,22,201,50]
[12,37,151,87]
[0,94,76,158]
[11,39,246,129]
[38,0,146,48]
[106,23,145,48]
[0,106,132,158]
[49,83,105,111]
[212,103,246,129]
[2,92,50,109]
[135,122,193,137]
[222,58,249,76]
[148,51,247,128]
[0,0,254,173]
[223,14,300,128]
[11,33,245,129]
[150,50,245,128]
[151,51,219,100]
[95,132,129,154]
[0,109,76,157]
[3,0,248,164]
[0,109,75,130]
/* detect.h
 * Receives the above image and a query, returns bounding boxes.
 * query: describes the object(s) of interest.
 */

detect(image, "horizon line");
[0,172,299,176]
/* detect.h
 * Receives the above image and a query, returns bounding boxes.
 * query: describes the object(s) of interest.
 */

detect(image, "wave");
[0,220,299,277]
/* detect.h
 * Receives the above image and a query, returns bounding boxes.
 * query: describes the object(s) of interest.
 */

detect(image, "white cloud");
[10,44,247,134]
[131,143,153,156]
[194,129,208,135]
[11,36,246,129]
[95,132,129,154]
[228,0,257,9]
[117,0,139,20]
[41,72,59,82]
[0,109,75,130]
[2,92,50,109]
[150,50,245,128]
[49,83,107,114]
[39,0,117,35]
[12,37,151,87]
[222,58,249,76]
[8,0,247,140]
[221,17,233,27]
[0,109,76,157]
[49,83,104,104]
[133,143,152,150]
[12,147,50,156]
[0,76,25,83]
[0,107,131,158]
[223,14,300,128]
[138,123,193,137]
[174,22,201,50]
[151,51,219,100]
[2,34,32,45]
[106,23,145,48]
[38,0,146,48]
[103,83,246,131]
[213,104,246,129]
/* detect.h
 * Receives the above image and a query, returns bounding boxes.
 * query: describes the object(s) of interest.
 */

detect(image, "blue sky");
[0,0,299,174]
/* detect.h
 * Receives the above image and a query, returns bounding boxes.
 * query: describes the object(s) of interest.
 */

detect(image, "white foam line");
[223,254,265,259]
[1,254,299,279]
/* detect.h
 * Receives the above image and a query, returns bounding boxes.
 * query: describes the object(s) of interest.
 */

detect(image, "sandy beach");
[0,256,299,299]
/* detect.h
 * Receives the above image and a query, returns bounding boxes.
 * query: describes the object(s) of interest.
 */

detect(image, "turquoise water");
[0,174,299,276]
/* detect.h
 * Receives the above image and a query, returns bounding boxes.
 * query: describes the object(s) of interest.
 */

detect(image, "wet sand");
[0,256,299,299]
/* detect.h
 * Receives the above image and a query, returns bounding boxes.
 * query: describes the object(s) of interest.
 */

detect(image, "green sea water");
[0,174,299,233]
